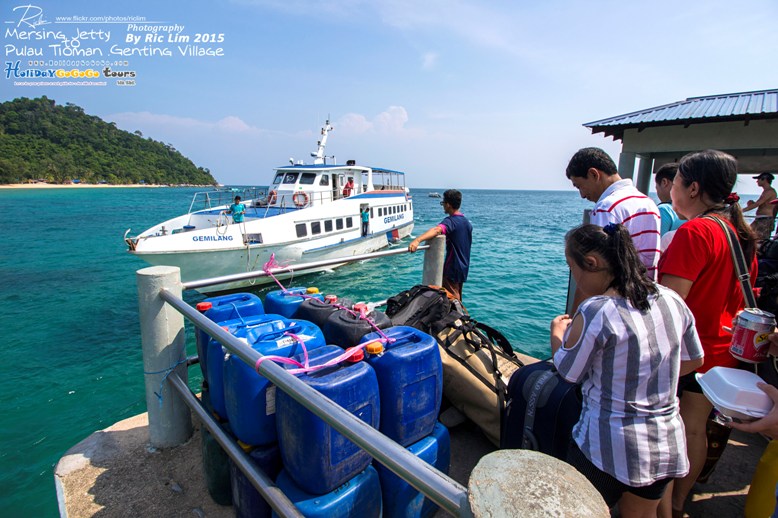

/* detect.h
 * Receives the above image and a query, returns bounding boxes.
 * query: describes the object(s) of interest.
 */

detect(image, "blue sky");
[3,0,777,193]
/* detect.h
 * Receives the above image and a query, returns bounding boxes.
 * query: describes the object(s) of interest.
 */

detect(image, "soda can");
[730,308,776,363]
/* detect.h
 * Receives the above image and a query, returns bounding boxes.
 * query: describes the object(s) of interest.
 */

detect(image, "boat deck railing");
[188,187,267,213]
[135,237,476,517]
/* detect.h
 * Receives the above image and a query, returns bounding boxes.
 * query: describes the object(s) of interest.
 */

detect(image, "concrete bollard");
[137,266,193,448]
[468,450,609,517]
[421,234,445,286]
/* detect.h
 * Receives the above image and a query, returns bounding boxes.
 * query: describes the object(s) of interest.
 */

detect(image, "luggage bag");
[501,361,582,460]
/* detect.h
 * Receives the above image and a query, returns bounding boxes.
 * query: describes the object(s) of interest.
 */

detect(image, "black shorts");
[677,371,703,395]
[566,441,673,507]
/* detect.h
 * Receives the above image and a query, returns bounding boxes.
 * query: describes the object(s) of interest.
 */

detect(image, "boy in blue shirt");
[228,196,245,223]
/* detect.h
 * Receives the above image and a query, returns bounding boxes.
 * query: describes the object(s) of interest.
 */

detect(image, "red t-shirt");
[658,216,757,373]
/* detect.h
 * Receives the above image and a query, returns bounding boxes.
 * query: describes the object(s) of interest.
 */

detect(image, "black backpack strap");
[474,321,518,358]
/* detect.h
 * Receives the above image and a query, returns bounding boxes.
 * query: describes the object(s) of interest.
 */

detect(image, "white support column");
[635,154,654,195]
[422,235,445,286]
[137,265,193,448]
[618,151,637,180]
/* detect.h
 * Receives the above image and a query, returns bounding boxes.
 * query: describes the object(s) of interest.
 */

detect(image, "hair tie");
[725,192,740,205]
[603,223,619,236]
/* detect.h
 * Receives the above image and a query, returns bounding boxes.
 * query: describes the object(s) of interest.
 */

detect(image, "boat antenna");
[311,118,335,165]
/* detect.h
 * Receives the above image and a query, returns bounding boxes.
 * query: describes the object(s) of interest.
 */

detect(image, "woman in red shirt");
[658,149,757,517]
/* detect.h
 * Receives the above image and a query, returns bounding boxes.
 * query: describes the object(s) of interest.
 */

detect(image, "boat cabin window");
[273,173,284,185]
[336,218,344,230]
[370,208,374,218]
[283,172,299,184]
[311,221,321,235]
[300,173,316,185]
[295,223,307,238]
[378,207,383,217]
[324,220,333,232]
[346,217,353,228]
[319,175,329,186]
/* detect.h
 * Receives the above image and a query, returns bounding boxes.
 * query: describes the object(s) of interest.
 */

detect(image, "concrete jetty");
[55,405,768,517]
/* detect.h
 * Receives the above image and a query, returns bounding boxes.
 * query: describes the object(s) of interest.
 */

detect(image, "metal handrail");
[166,374,304,518]
[159,284,469,516]
[183,244,429,290]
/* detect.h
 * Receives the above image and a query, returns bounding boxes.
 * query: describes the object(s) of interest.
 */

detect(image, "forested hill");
[0,97,217,185]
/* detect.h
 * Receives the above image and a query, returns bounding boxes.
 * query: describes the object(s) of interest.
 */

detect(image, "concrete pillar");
[618,151,637,180]
[468,450,609,517]
[421,234,445,286]
[635,154,654,195]
[137,266,193,448]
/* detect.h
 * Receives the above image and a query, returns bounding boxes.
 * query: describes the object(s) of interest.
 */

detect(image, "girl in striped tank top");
[552,223,704,517]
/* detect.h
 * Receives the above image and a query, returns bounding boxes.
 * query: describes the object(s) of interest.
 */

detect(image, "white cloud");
[109,112,262,136]
[337,113,373,134]
[421,51,438,70]
[336,106,413,135]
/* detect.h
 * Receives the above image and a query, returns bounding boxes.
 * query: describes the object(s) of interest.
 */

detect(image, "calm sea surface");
[0,186,674,515]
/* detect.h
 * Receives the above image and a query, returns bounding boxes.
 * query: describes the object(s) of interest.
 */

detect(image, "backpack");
[385,285,523,445]
[385,285,458,333]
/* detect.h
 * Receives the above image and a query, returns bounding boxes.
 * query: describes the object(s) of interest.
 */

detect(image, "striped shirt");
[590,179,661,279]
[553,285,704,487]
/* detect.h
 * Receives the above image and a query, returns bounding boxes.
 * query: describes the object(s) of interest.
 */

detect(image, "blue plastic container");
[375,422,451,518]
[224,317,326,446]
[264,287,324,318]
[362,326,443,446]
[274,466,382,518]
[276,345,380,494]
[230,442,283,518]
[207,314,290,421]
[195,293,264,383]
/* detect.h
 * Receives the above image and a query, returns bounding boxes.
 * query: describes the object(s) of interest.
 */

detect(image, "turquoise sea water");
[0,186,594,516]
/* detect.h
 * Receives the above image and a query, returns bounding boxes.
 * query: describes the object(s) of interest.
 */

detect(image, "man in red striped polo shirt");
[566,147,661,280]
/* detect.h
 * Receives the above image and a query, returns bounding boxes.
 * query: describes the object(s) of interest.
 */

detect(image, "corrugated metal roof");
[584,89,778,139]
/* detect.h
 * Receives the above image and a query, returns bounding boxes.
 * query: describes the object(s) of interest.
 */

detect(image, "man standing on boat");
[360,207,370,236]
[744,172,777,241]
[408,189,472,301]
[343,177,355,198]
[228,196,246,224]
[566,147,661,278]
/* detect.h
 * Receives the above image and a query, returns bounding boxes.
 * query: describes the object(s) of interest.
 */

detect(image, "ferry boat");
[125,120,414,291]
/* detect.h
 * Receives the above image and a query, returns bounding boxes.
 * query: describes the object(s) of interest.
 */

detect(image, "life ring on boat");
[293,192,309,208]
[268,190,277,204]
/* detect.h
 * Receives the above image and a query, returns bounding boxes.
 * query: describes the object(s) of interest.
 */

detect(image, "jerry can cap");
[364,340,384,354]
[345,347,365,362]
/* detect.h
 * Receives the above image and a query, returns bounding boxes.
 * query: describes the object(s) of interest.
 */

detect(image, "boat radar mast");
[311,119,335,165]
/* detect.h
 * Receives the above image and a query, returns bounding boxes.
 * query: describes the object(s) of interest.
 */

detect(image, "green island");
[0,96,217,186]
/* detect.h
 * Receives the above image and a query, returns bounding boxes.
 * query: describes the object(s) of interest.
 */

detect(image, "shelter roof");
[584,89,778,140]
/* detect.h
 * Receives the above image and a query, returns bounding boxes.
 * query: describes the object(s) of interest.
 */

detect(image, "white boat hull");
[133,219,413,293]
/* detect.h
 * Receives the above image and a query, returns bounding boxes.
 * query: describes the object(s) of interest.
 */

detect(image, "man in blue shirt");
[408,189,472,301]
[654,163,684,236]
[228,196,246,223]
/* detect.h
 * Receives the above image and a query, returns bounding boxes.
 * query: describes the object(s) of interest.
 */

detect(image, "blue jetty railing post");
[137,265,193,448]
[421,234,445,286]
